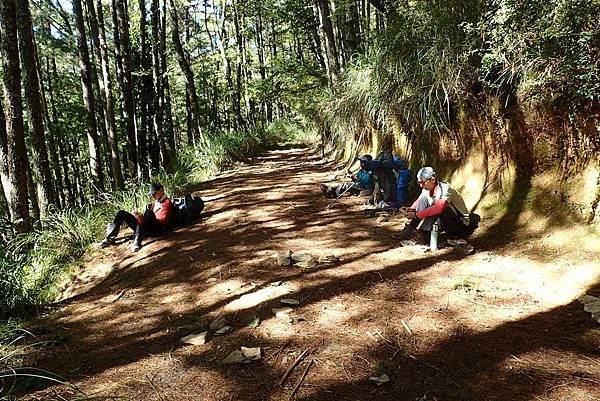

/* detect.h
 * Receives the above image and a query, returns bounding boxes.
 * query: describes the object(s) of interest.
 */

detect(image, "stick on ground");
[289,358,314,399]
[280,349,309,386]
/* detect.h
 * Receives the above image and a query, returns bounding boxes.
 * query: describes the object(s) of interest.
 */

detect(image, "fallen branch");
[289,359,314,399]
[265,340,291,362]
[146,374,166,401]
[400,320,413,336]
[280,349,309,386]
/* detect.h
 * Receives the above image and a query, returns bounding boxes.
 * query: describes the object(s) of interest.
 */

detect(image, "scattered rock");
[274,251,292,266]
[317,255,338,264]
[181,331,208,345]
[369,374,390,385]
[580,295,600,323]
[223,350,249,365]
[214,325,232,335]
[206,277,218,283]
[280,298,300,305]
[377,216,389,223]
[272,307,293,316]
[291,252,313,262]
[270,281,284,286]
[297,260,318,268]
[447,239,467,246]
[209,317,228,331]
[272,307,293,322]
[241,346,261,360]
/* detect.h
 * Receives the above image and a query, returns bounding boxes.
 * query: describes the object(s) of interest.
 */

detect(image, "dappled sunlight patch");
[224,282,297,311]
[58,262,116,301]
[540,225,600,255]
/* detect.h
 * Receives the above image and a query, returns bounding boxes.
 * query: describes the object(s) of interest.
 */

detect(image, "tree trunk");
[0,1,32,232]
[73,0,105,192]
[161,0,176,158]
[0,87,13,219]
[41,56,64,208]
[48,57,75,205]
[169,0,203,142]
[15,0,58,216]
[315,0,340,87]
[150,0,167,172]
[113,0,140,180]
[345,0,361,57]
[89,0,124,190]
[137,0,151,180]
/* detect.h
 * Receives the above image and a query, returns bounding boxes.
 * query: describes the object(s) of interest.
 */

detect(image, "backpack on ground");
[363,151,411,207]
[173,194,204,226]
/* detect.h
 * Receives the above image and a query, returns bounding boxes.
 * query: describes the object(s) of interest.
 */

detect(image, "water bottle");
[430,223,439,251]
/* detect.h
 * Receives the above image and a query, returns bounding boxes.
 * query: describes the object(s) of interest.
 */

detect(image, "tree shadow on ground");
[13,148,600,401]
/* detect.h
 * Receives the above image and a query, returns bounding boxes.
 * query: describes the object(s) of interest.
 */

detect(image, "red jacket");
[153,196,173,228]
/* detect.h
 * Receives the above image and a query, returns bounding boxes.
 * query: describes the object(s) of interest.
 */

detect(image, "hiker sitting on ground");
[320,154,375,199]
[393,167,478,243]
[99,182,174,252]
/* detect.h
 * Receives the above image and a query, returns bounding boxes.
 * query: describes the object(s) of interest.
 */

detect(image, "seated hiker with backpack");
[392,167,480,243]
[320,154,375,199]
[99,182,174,252]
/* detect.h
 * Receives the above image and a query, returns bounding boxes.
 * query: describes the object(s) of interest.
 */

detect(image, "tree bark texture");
[0,0,32,232]
[15,0,58,214]
[73,0,105,191]
[169,0,203,143]
[113,0,140,180]
[94,0,124,189]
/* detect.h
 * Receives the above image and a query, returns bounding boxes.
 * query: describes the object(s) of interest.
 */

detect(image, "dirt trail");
[24,148,600,401]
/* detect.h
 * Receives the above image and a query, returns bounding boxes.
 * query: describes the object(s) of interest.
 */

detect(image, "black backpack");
[173,194,204,226]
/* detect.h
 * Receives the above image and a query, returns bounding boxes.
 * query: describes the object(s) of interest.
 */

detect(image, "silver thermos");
[430,223,439,251]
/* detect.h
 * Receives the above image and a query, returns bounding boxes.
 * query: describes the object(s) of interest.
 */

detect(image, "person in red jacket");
[393,167,477,243]
[99,182,174,251]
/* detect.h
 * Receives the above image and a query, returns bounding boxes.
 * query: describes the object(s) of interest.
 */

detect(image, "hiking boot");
[98,237,115,248]
[105,222,117,237]
[132,240,142,252]
[320,184,329,197]
[391,224,417,240]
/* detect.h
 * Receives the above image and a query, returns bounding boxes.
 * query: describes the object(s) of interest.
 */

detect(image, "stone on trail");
[280,298,300,305]
[296,260,318,269]
[273,307,293,315]
[291,252,313,262]
[223,350,249,365]
[274,251,292,266]
[317,254,339,264]
[272,307,293,323]
[580,295,600,323]
[181,331,208,345]
[241,346,261,360]
[447,239,468,246]
[214,325,232,335]
[209,317,228,331]
[369,374,390,385]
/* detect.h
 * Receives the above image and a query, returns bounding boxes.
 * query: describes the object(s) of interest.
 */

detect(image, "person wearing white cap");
[392,167,478,242]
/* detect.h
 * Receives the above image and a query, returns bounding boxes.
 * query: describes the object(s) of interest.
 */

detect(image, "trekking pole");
[325,183,358,209]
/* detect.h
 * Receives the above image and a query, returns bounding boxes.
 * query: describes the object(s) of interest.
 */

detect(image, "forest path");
[25,147,600,401]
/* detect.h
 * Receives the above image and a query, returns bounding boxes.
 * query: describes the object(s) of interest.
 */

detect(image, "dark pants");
[410,207,471,237]
[107,209,164,243]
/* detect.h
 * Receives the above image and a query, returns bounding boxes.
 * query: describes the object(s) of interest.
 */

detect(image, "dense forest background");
[0,0,599,314]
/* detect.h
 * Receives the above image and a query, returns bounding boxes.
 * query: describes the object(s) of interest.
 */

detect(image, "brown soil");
[19,147,600,401]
